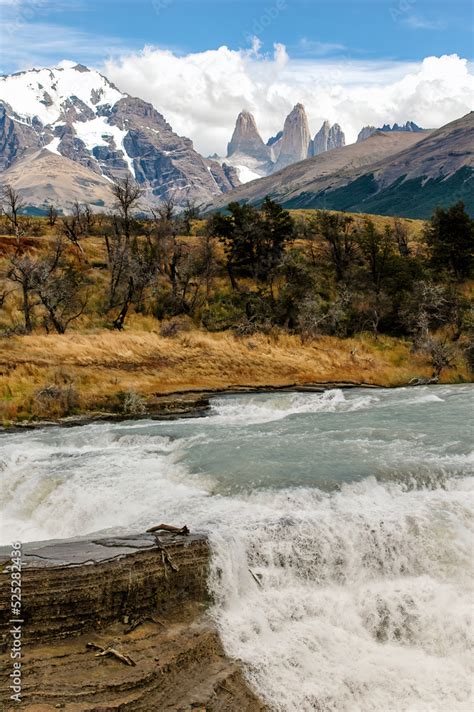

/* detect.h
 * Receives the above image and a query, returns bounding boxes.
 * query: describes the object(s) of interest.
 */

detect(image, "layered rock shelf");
[0,533,265,710]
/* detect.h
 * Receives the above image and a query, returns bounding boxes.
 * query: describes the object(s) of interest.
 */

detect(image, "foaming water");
[0,385,473,710]
[207,479,473,711]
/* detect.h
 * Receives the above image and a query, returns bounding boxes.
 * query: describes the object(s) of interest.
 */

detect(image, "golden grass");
[0,329,469,423]
[0,212,468,424]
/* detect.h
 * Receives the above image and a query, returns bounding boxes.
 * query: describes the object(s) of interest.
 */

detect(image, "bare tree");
[47,205,58,227]
[80,202,93,233]
[103,184,147,330]
[32,238,88,334]
[297,295,328,343]
[7,251,40,332]
[61,214,85,257]
[1,184,25,241]
[196,232,218,301]
[402,281,450,347]
[182,198,201,235]
[111,275,134,331]
[297,288,352,343]
[104,218,130,311]
[421,337,455,381]
[151,198,183,305]
[107,232,159,330]
[112,176,142,246]
[61,202,95,257]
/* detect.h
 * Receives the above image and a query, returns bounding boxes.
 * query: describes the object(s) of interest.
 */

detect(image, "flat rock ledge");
[0,533,266,711]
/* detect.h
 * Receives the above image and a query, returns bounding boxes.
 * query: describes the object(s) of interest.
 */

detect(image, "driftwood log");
[408,376,439,386]
[146,523,190,535]
[248,568,263,588]
[86,642,136,666]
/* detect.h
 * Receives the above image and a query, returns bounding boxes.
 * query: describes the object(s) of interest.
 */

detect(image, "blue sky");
[1,0,473,73]
[1,0,473,155]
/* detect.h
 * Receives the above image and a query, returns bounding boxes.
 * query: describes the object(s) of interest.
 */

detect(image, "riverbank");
[1,329,470,425]
[0,532,265,710]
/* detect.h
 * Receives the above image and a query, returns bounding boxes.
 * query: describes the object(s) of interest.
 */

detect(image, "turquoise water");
[0,385,473,711]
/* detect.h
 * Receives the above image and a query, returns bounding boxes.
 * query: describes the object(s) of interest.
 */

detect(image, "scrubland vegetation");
[0,180,472,423]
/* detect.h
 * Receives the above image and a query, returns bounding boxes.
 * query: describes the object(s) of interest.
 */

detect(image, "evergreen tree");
[424,201,473,279]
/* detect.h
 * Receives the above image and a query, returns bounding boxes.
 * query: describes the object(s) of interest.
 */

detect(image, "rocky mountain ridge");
[222,105,346,182]
[357,120,424,142]
[0,62,240,211]
[209,112,474,219]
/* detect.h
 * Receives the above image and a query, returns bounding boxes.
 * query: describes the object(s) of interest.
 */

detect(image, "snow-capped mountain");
[0,61,125,129]
[0,61,239,210]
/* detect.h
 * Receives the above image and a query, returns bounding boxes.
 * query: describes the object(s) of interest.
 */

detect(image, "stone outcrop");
[311,120,346,156]
[227,111,270,163]
[273,103,312,172]
[0,533,265,710]
[357,125,377,142]
[266,131,283,147]
[223,107,348,178]
[206,159,241,193]
[224,111,273,181]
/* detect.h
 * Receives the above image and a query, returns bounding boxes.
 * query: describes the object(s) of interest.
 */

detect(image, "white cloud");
[102,45,474,156]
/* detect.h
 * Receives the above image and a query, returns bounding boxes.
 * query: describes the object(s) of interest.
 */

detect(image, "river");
[1,385,473,711]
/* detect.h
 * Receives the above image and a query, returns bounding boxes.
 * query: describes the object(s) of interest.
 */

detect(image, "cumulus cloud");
[102,45,474,156]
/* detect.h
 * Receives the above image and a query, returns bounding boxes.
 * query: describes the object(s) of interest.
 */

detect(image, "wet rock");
[0,533,266,710]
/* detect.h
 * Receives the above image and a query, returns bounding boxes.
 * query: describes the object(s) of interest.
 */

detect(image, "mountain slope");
[0,62,239,210]
[2,148,114,212]
[288,112,474,217]
[209,130,429,209]
[209,113,474,218]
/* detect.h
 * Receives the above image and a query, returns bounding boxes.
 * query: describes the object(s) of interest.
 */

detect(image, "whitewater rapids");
[1,385,473,711]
